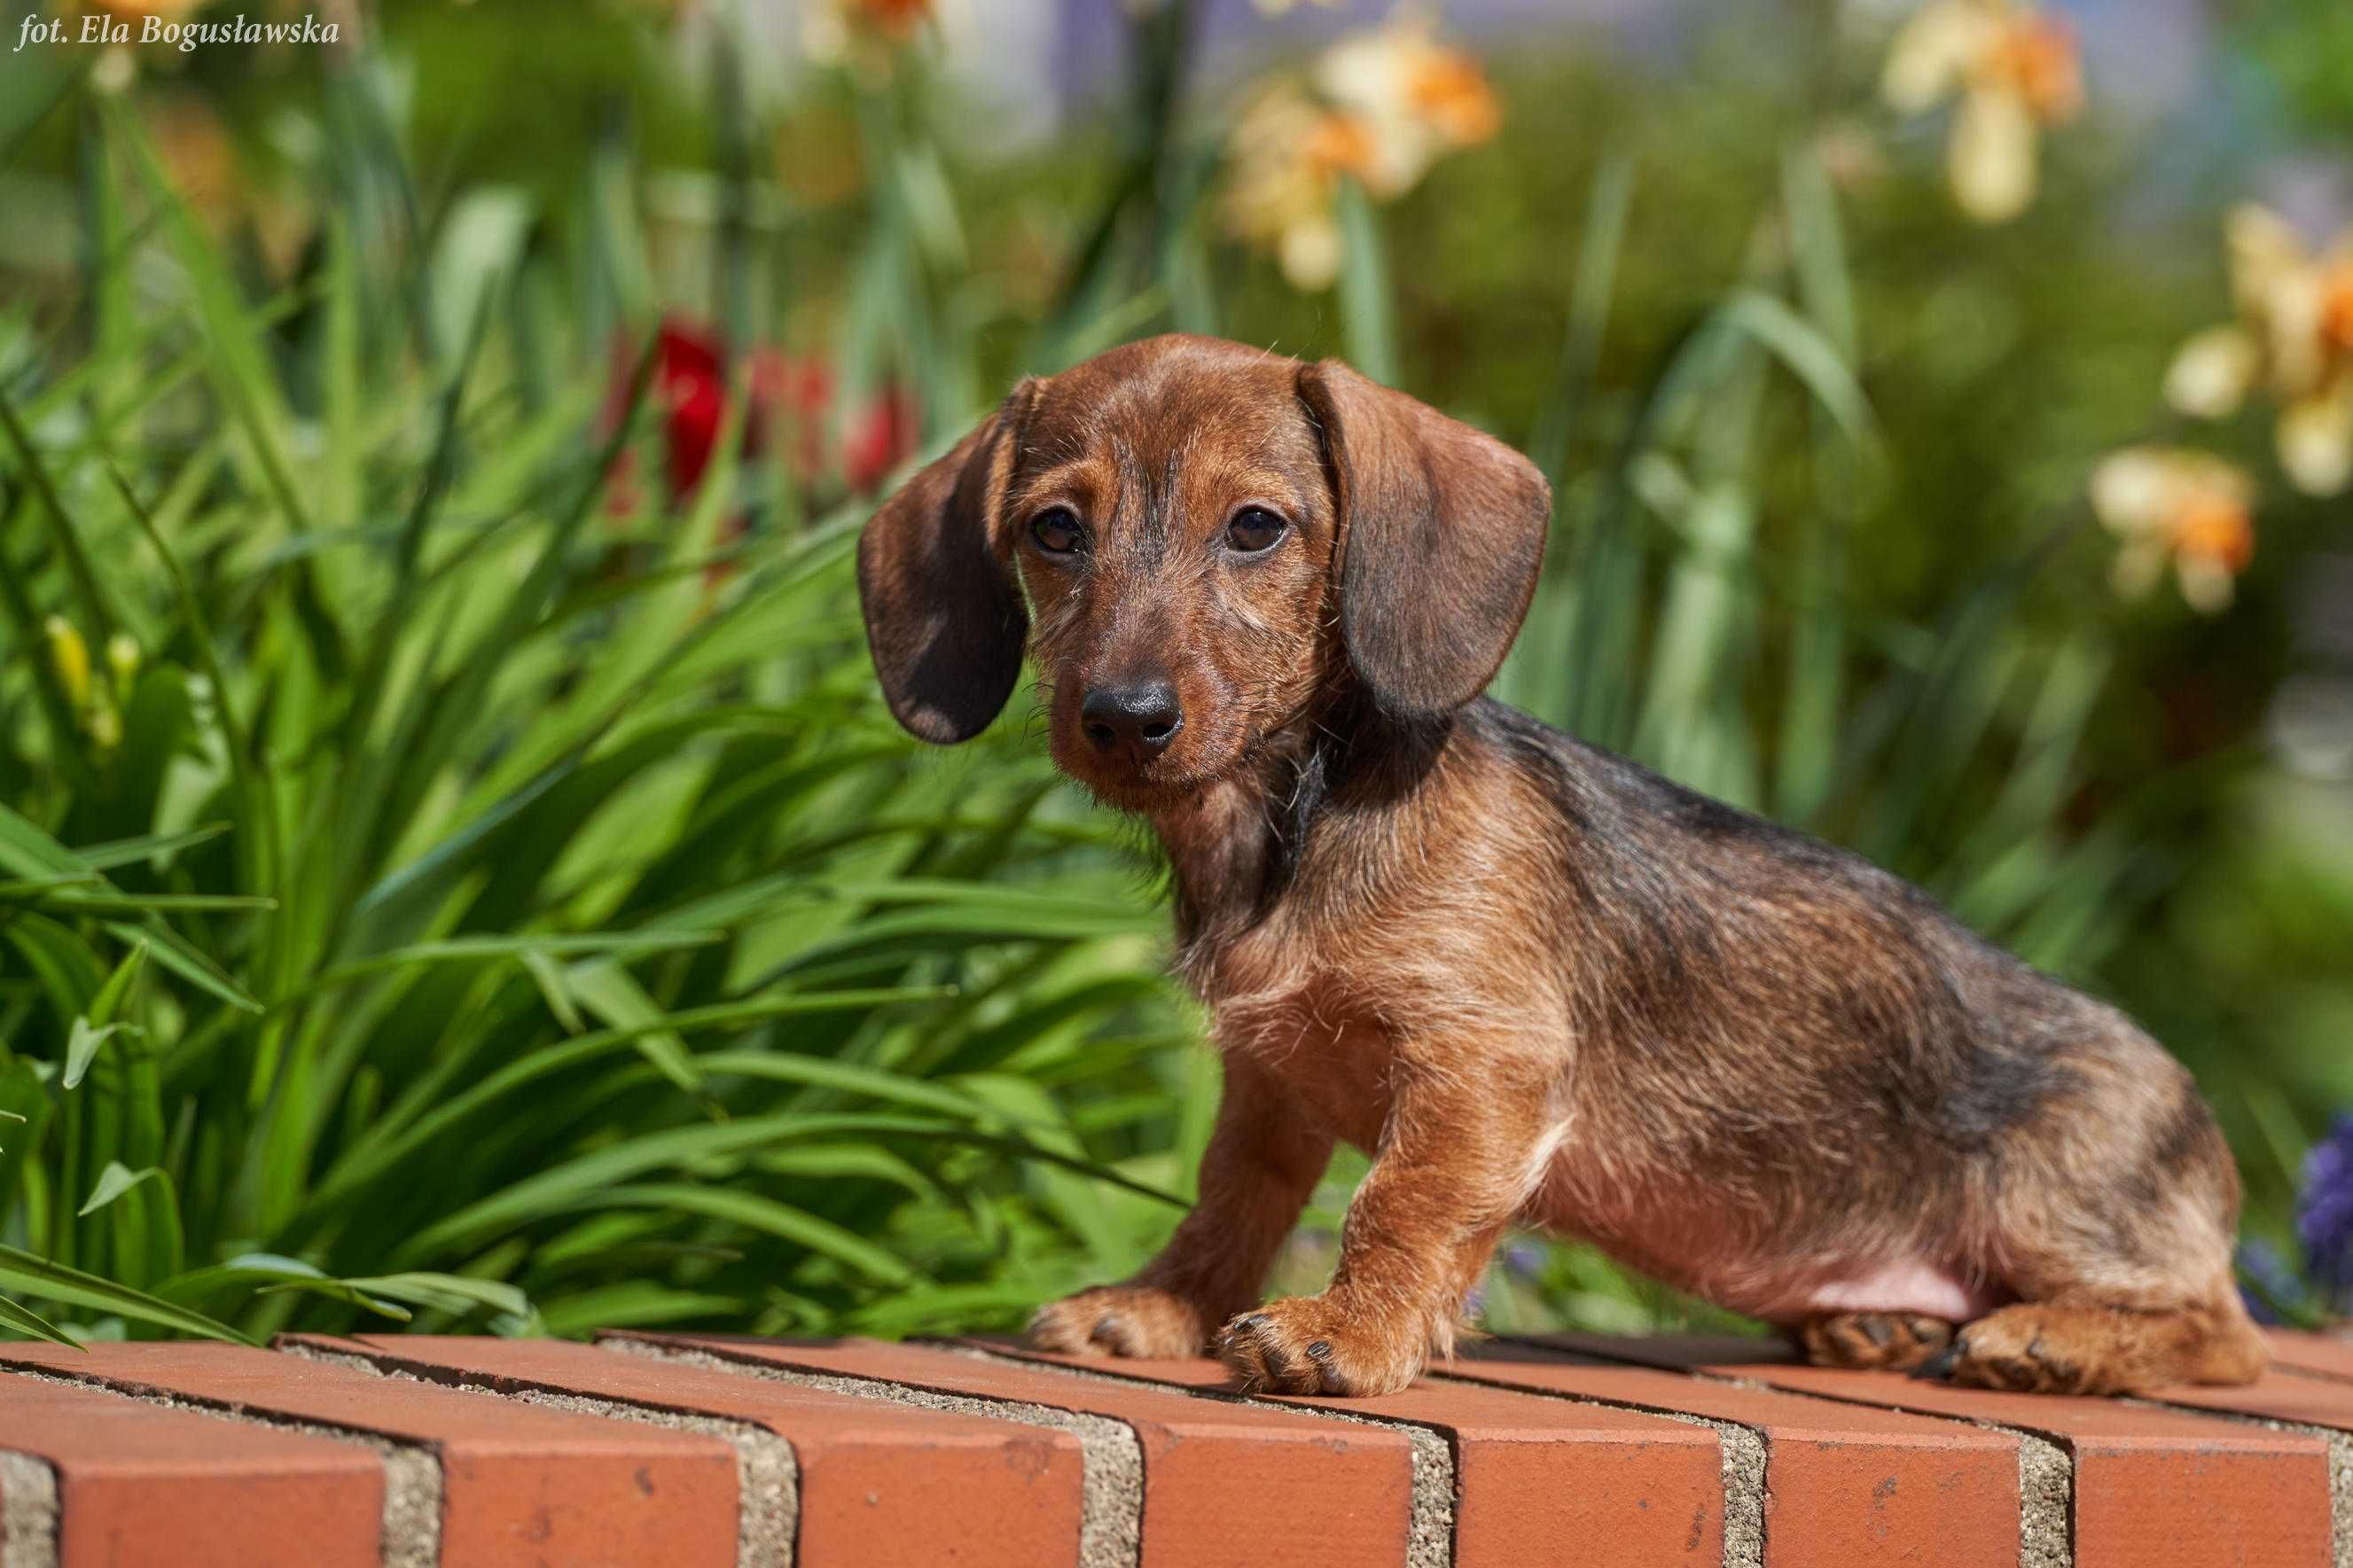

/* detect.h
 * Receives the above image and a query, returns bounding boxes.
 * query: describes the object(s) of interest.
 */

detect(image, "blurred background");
[0,0,2347,1346]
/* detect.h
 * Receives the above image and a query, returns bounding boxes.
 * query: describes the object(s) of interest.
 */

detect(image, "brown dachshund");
[856,332,2265,1397]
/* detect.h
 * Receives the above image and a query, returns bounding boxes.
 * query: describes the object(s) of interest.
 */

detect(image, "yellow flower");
[1881,0,2082,223]
[2163,205,2353,496]
[2091,448,2257,613]
[44,616,90,713]
[1223,12,1499,291]
[106,632,142,692]
[43,614,123,745]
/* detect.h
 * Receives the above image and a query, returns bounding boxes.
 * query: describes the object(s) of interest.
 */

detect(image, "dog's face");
[1007,342,1339,807]
[857,334,1551,810]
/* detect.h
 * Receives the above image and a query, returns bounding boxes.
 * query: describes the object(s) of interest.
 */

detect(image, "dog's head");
[857,333,1550,809]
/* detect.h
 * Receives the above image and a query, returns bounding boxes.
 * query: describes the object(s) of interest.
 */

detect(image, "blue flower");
[2297,1115,2353,1310]
[2237,1237,2303,1326]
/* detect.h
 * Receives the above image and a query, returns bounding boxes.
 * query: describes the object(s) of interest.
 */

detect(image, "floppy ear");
[856,378,1043,744]
[1298,358,1551,724]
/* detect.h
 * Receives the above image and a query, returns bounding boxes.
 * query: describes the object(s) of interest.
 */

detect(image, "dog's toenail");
[1305,1339,1333,1361]
[1237,1314,1269,1332]
[1858,1318,1893,1347]
[1911,1343,1961,1381]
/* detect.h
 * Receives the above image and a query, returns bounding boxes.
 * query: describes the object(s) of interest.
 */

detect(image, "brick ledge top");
[0,1327,2344,1567]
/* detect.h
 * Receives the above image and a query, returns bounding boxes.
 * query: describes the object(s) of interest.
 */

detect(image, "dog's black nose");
[1082,681,1184,759]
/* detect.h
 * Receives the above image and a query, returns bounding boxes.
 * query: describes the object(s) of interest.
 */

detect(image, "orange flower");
[1882,0,2083,223]
[1302,112,1379,183]
[2165,207,2353,496]
[844,0,931,43]
[803,0,936,68]
[1223,12,1500,290]
[1980,12,2082,122]
[2091,449,2258,613]
[1405,48,1502,145]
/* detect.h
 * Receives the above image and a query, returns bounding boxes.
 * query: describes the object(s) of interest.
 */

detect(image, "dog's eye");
[1225,507,1286,554]
[1030,508,1083,556]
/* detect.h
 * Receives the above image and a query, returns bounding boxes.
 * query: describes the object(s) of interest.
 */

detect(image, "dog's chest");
[1184,918,1403,1149]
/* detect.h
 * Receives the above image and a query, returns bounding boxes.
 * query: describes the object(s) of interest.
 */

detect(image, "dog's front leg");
[1216,1057,1550,1396]
[1028,1056,1334,1359]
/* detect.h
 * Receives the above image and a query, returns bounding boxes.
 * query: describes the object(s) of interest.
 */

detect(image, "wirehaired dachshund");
[856,332,2265,1397]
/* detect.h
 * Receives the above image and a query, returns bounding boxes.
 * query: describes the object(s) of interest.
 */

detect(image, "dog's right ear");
[856,378,1043,744]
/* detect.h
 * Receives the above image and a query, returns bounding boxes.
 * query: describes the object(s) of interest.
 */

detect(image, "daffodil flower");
[1223,12,1500,291]
[2091,448,2257,614]
[2164,205,2353,497]
[803,0,937,68]
[1881,0,2082,224]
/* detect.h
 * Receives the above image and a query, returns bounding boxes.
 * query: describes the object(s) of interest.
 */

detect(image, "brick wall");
[0,1327,2343,1565]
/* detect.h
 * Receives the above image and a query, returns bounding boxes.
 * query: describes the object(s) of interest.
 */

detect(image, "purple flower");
[1503,1241,1547,1279]
[2237,1238,2303,1326]
[2297,1115,2353,1309]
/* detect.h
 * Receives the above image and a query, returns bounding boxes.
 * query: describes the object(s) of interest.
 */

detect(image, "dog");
[855,332,2266,1398]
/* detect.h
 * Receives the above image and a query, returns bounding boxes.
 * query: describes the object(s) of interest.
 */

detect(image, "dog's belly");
[1525,1149,2005,1326]
[1757,1262,2004,1323]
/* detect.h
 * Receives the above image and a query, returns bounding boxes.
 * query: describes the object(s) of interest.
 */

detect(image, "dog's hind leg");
[1951,1026,2266,1395]
[1943,1290,2264,1394]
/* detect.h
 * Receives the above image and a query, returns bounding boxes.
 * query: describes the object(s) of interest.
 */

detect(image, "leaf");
[0,1292,80,1347]
[0,1244,254,1344]
[73,823,232,872]
[63,1021,137,1093]
[560,959,701,1093]
[76,1161,162,1217]
[521,950,584,1034]
[251,1277,415,1322]
[328,1273,537,1333]
[1716,290,1877,453]
[1334,179,1399,386]
[590,1183,917,1286]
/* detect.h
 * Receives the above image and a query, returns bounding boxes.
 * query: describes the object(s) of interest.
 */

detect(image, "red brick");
[2263,1329,2353,1385]
[971,1340,1724,1568]
[619,1334,1411,1568]
[293,1332,1084,1568]
[0,1369,380,1568]
[1537,1335,2330,1568]
[1448,1343,2020,1567]
[0,1341,737,1568]
[2159,1363,2353,1433]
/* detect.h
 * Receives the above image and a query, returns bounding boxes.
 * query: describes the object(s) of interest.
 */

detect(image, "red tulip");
[604,316,921,526]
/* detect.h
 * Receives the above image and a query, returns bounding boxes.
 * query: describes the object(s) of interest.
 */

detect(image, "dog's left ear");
[857,378,1044,744]
[1298,358,1551,725]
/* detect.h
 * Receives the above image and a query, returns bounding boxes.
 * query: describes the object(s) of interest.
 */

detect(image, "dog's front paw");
[1028,1284,1216,1359]
[1215,1295,1423,1397]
